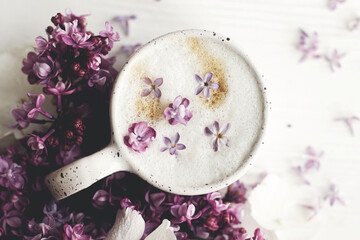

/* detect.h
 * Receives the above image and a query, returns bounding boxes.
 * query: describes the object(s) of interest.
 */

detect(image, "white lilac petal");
[204,127,213,136]
[212,138,218,152]
[164,137,172,146]
[219,136,229,147]
[176,144,186,150]
[220,123,230,134]
[173,132,180,144]
[204,72,213,82]
[144,219,176,240]
[203,87,210,98]
[141,89,152,97]
[195,85,204,95]
[105,208,145,240]
[153,78,163,87]
[178,105,186,118]
[143,77,152,85]
[208,82,220,90]
[194,74,203,84]
[212,121,220,132]
[153,88,161,99]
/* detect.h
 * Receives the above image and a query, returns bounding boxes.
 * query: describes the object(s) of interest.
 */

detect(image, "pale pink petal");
[172,96,183,108]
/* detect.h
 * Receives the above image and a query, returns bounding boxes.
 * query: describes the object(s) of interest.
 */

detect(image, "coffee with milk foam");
[113,30,265,191]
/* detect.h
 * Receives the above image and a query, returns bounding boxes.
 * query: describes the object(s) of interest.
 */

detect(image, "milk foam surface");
[112,30,265,190]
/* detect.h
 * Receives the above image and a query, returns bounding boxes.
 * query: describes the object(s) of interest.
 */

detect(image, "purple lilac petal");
[141,89,152,97]
[335,116,359,136]
[153,88,161,99]
[195,74,203,84]
[195,85,205,95]
[204,72,213,82]
[143,77,152,85]
[204,87,210,98]
[204,127,213,136]
[208,82,220,89]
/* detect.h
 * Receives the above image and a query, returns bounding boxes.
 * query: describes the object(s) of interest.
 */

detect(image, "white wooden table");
[1,0,360,239]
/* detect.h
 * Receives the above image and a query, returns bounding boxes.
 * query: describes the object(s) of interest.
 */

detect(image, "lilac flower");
[0,157,25,190]
[304,146,323,171]
[44,81,76,111]
[63,224,91,240]
[227,203,245,224]
[215,226,248,240]
[205,192,229,215]
[61,20,93,48]
[226,180,247,203]
[26,218,60,240]
[63,8,90,24]
[141,77,163,99]
[205,121,230,152]
[0,191,29,213]
[11,96,51,129]
[145,190,166,212]
[297,30,321,62]
[34,36,51,55]
[160,132,186,156]
[124,122,156,153]
[324,49,346,72]
[324,184,345,206]
[24,93,53,119]
[22,52,38,75]
[92,190,109,209]
[27,129,55,155]
[88,69,112,87]
[348,17,360,31]
[164,95,192,125]
[194,72,220,98]
[0,209,23,234]
[114,15,136,36]
[33,55,60,84]
[252,228,266,240]
[328,0,346,10]
[170,202,201,226]
[194,226,210,239]
[335,115,359,136]
[204,216,220,231]
[56,145,81,166]
[294,166,311,185]
[121,43,141,55]
[42,201,72,228]
[87,54,101,71]
[99,21,120,48]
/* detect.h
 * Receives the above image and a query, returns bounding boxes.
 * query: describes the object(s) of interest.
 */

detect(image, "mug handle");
[45,143,131,200]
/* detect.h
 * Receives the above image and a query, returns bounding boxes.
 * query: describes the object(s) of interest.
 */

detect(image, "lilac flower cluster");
[91,173,266,240]
[1,9,267,240]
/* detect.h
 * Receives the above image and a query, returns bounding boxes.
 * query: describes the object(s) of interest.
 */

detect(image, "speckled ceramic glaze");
[45,29,267,200]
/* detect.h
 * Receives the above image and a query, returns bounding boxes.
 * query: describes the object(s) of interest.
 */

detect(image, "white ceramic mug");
[45,29,267,200]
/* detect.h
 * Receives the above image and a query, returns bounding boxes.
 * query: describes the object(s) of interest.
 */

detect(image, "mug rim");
[109,29,268,195]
